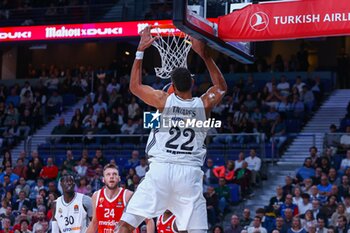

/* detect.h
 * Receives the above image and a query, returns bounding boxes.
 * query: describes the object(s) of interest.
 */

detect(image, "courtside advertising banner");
[0,20,177,42]
[218,0,350,41]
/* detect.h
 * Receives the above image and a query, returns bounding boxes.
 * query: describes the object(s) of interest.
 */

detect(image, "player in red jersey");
[157,210,178,233]
[86,164,154,233]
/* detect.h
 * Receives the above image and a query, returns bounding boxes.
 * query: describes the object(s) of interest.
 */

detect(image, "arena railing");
[25,133,267,165]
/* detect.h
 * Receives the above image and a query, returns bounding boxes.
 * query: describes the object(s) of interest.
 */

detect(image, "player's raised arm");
[86,192,98,233]
[192,38,227,113]
[130,26,168,110]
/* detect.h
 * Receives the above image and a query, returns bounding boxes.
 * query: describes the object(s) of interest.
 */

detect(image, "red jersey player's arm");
[86,191,98,233]
[125,189,155,233]
[130,26,168,110]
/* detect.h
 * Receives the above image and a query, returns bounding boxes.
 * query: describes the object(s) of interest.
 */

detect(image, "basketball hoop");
[151,24,192,79]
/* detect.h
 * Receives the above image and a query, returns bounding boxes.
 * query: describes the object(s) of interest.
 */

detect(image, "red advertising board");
[0,20,177,42]
[218,0,350,42]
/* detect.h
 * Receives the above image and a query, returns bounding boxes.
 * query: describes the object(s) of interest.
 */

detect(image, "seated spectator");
[247,216,267,233]
[215,178,230,215]
[202,158,217,185]
[275,216,288,233]
[0,217,13,233]
[317,175,332,200]
[240,208,252,227]
[265,106,280,123]
[293,76,306,94]
[271,115,287,148]
[0,167,19,184]
[74,158,88,178]
[243,94,257,113]
[298,193,312,215]
[46,90,62,116]
[127,97,140,120]
[107,78,121,94]
[87,158,102,179]
[90,167,104,193]
[277,75,290,97]
[288,217,306,233]
[283,176,294,196]
[75,177,91,195]
[213,160,235,183]
[330,203,350,227]
[234,161,251,198]
[309,186,324,204]
[5,89,20,108]
[121,118,137,135]
[264,85,283,108]
[39,157,58,183]
[320,195,338,219]
[296,158,315,182]
[333,216,348,233]
[234,152,245,171]
[328,168,340,186]
[280,194,299,218]
[245,149,261,186]
[326,124,340,148]
[224,215,243,233]
[93,149,107,167]
[292,187,303,207]
[3,119,20,146]
[1,202,14,223]
[290,94,305,119]
[13,191,31,211]
[125,150,140,170]
[340,126,350,150]
[267,186,285,215]
[61,150,76,172]
[14,219,31,233]
[135,156,148,178]
[26,158,42,183]
[283,208,294,229]
[83,119,99,144]
[3,102,19,127]
[301,86,314,114]
[14,177,30,198]
[338,175,350,198]
[340,150,350,173]
[276,97,291,113]
[316,217,328,233]
[49,118,68,144]
[204,186,219,227]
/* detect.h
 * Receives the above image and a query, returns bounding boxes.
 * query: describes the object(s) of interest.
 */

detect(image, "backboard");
[173,0,255,64]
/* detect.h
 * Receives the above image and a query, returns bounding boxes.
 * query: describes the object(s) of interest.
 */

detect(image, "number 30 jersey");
[146,93,208,167]
[55,193,90,233]
[96,187,126,233]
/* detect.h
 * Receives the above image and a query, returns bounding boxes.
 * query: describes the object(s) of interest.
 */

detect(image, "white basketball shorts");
[122,162,208,231]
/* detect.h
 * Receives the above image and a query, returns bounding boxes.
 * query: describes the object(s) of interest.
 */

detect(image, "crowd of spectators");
[0,146,154,232]
[212,144,350,233]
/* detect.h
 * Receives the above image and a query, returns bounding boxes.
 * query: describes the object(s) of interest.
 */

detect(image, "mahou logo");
[250,12,269,31]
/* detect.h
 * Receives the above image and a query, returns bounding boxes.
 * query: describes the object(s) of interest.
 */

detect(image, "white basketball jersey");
[146,94,208,166]
[55,193,88,233]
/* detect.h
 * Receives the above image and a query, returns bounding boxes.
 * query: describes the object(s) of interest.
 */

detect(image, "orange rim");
[150,24,176,29]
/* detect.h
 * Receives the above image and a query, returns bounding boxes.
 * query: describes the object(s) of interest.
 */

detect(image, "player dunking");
[157,210,178,233]
[86,163,154,233]
[119,26,227,233]
[52,174,93,233]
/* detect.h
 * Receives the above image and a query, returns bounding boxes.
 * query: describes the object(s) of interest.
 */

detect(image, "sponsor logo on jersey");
[100,197,105,204]
[99,220,117,226]
[58,208,63,213]
[117,198,123,207]
[62,226,81,232]
[74,204,79,212]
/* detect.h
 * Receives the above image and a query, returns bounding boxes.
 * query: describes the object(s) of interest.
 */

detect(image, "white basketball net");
[151,28,192,79]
